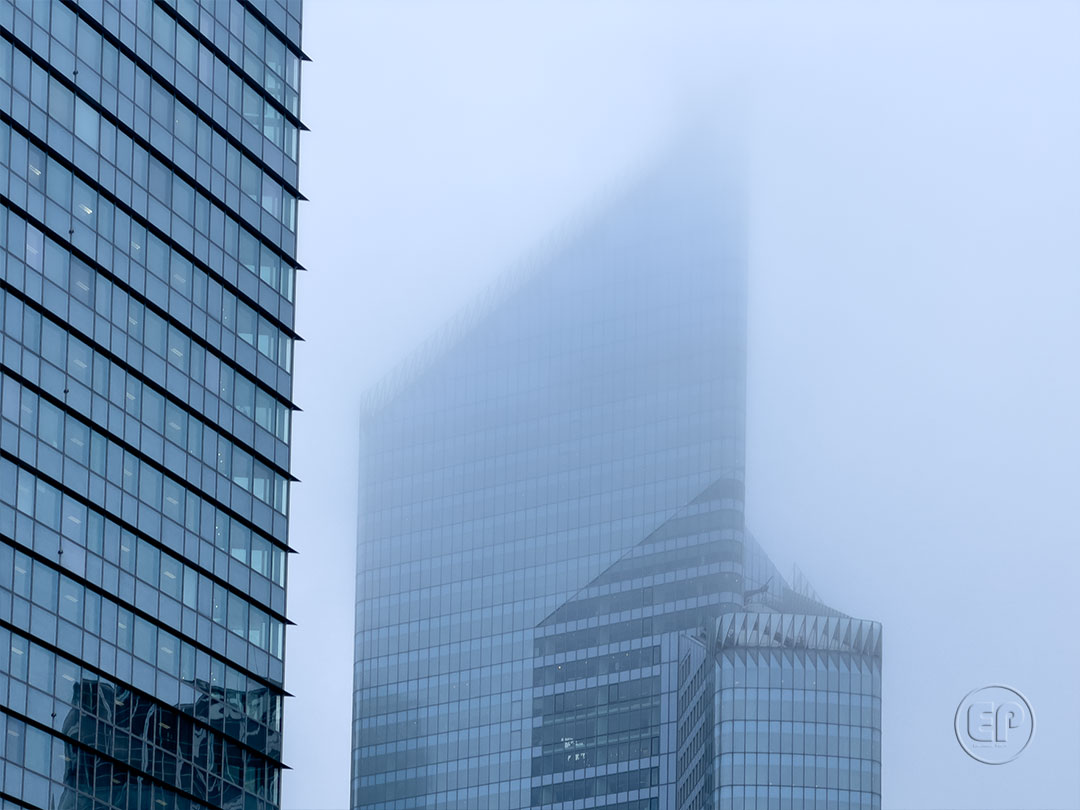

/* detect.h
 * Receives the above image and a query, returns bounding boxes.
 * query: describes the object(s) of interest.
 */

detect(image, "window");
[47,78,74,128]
[152,5,175,51]
[163,478,184,524]
[23,725,51,776]
[136,540,159,586]
[69,258,94,306]
[59,578,82,623]
[229,522,249,564]
[240,158,260,202]
[73,177,96,227]
[41,319,67,369]
[37,400,62,449]
[67,339,92,386]
[144,311,167,356]
[164,401,186,446]
[75,98,98,148]
[34,480,61,530]
[167,326,189,372]
[133,616,156,663]
[235,375,254,418]
[232,449,252,490]
[150,81,173,128]
[227,593,247,637]
[30,561,57,609]
[236,304,256,346]
[148,157,171,203]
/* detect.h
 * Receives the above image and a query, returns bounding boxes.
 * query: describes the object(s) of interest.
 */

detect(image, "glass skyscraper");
[0,1,302,808]
[352,138,881,810]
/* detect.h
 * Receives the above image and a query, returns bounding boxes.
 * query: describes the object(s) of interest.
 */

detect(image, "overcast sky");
[283,2,1080,808]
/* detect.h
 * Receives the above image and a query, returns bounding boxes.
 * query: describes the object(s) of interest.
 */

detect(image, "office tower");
[352,140,880,810]
[675,542,882,809]
[0,1,302,808]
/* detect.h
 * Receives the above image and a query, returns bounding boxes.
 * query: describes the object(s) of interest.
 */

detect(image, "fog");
[284,2,1080,808]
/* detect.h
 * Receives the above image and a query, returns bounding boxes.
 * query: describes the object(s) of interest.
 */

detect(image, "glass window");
[59,577,82,624]
[160,555,182,600]
[242,84,262,129]
[236,304,256,346]
[240,158,260,201]
[163,478,184,524]
[144,311,167,356]
[232,449,251,490]
[43,237,70,288]
[158,629,179,677]
[212,584,226,624]
[34,480,61,530]
[69,258,94,306]
[142,387,164,433]
[30,561,57,608]
[249,608,269,650]
[138,465,162,507]
[116,607,132,651]
[12,553,31,597]
[121,451,138,494]
[173,176,195,220]
[165,401,187,446]
[136,539,159,586]
[152,4,175,51]
[75,98,98,148]
[47,78,74,128]
[133,616,156,662]
[45,156,70,208]
[148,158,171,203]
[171,254,192,297]
[67,339,92,386]
[257,320,275,360]
[23,725,51,776]
[182,567,197,609]
[250,535,270,579]
[61,495,86,543]
[176,27,198,74]
[235,375,254,418]
[37,400,62,448]
[150,81,173,128]
[239,231,259,274]
[52,4,77,49]
[73,177,96,227]
[167,326,189,372]
[227,593,247,637]
[255,390,273,432]
[229,522,249,564]
[41,319,66,368]
[24,222,44,271]
[261,175,282,217]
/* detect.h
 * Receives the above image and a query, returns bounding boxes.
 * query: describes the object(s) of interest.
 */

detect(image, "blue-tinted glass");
[352,139,881,810]
[0,0,304,807]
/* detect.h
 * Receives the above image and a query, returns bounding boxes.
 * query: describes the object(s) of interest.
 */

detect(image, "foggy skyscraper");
[352,136,881,809]
[0,1,303,807]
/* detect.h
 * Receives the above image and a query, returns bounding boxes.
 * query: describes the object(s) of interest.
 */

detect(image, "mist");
[285,2,1080,808]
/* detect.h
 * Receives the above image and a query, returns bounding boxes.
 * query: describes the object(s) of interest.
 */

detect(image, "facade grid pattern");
[0,0,302,808]
[352,139,881,810]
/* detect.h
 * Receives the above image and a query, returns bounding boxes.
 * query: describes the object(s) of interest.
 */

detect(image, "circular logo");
[954,685,1034,764]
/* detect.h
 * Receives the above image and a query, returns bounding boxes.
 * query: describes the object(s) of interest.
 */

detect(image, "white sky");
[284,2,1080,808]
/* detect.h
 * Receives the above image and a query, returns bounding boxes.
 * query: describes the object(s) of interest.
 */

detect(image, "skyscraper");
[0,1,302,808]
[352,138,880,810]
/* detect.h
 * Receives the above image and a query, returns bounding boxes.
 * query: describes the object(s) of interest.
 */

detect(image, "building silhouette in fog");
[352,135,881,810]
[0,1,303,807]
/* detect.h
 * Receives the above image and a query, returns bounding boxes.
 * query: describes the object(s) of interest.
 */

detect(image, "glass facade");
[0,0,302,807]
[353,138,878,810]
[674,537,882,810]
